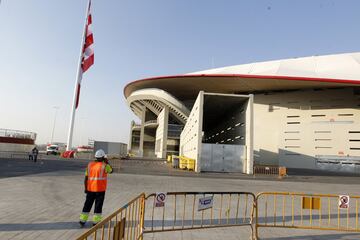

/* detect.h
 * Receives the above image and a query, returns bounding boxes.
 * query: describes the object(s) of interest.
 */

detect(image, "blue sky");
[0,0,359,146]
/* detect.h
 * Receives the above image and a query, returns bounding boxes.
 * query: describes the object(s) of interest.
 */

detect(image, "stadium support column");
[162,106,169,158]
[128,121,134,153]
[155,106,169,158]
[245,94,254,174]
[139,106,146,157]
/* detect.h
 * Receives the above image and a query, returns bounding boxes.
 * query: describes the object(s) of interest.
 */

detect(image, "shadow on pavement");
[0,158,88,178]
[288,168,360,177]
[265,232,360,240]
[0,221,89,231]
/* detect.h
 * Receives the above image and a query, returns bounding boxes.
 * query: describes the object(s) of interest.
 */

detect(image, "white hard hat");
[95,149,106,158]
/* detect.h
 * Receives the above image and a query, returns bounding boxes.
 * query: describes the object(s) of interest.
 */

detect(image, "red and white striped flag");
[76,0,94,109]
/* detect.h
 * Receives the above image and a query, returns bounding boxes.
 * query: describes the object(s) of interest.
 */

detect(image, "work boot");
[79,212,89,227]
[92,214,102,227]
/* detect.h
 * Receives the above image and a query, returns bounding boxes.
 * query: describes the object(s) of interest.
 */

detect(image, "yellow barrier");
[144,191,256,239]
[187,159,195,171]
[76,193,145,240]
[78,190,360,240]
[78,191,256,239]
[167,155,172,163]
[279,167,287,177]
[176,156,196,171]
[255,192,360,239]
[179,156,188,169]
[253,165,287,178]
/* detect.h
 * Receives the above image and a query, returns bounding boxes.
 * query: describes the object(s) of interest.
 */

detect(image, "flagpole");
[66,0,91,151]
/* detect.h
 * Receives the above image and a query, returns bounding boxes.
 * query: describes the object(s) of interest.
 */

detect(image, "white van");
[46,144,59,155]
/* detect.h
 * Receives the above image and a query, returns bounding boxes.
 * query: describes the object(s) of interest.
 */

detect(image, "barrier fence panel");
[76,193,145,240]
[109,159,121,173]
[255,192,360,239]
[253,166,287,177]
[143,192,255,237]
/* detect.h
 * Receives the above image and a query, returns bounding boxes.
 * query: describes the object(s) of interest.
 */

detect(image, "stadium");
[124,52,360,174]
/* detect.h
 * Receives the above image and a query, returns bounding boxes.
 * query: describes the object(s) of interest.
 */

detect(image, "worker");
[31,146,39,162]
[79,149,113,227]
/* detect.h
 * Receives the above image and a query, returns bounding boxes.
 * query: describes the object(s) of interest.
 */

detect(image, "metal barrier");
[143,192,256,238]
[109,159,121,173]
[253,165,287,178]
[255,192,360,239]
[76,193,145,240]
[78,191,360,239]
[0,151,47,160]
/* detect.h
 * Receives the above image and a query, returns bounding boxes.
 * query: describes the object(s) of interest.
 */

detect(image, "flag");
[76,0,94,109]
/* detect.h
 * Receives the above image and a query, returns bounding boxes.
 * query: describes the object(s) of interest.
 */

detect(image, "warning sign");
[338,195,350,209]
[155,192,167,207]
[198,196,214,211]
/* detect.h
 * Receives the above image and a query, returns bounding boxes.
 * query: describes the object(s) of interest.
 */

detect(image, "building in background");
[0,128,37,152]
[94,141,127,159]
[124,52,360,174]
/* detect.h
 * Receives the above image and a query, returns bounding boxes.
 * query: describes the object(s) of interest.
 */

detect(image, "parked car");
[46,144,59,155]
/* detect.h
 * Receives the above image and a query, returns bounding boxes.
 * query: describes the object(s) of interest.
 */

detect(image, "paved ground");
[2,157,360,239]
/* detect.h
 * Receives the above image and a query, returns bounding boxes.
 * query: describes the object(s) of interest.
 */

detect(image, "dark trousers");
[29,154,37,162]
[82,191,105,214]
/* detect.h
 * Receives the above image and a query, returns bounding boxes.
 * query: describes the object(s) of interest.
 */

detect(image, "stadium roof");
[124,52,360,101]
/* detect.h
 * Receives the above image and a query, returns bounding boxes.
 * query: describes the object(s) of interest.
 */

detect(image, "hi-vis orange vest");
[87,161,108,192]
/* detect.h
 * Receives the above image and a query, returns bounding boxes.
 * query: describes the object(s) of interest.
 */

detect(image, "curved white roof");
[190,52,360,81]
[125,52,360,100]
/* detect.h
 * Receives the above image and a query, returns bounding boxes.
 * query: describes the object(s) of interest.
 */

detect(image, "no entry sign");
[155,192,167,207]
[338,195,350,209]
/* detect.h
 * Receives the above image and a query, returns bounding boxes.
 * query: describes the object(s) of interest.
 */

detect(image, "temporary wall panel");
[94,141,127,157]
[201,144,246,172]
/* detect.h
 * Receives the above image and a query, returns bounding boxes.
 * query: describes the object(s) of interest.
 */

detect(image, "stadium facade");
[124,52,360,174]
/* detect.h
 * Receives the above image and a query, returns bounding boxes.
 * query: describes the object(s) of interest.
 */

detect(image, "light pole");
[51,106,60,144]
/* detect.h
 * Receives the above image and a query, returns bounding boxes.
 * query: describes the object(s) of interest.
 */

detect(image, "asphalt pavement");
[1,157,360,240]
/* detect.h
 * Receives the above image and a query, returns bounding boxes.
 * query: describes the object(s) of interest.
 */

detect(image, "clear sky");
[1,0,360,146]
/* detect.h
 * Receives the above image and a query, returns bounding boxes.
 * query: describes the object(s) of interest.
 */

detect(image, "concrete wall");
[0,143,34,152]
[253,88,360,169]
[245,94,254,174]
[155,107,169,158]
[180,91,204,171]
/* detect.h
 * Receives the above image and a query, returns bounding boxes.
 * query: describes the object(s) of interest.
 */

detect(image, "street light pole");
[51,106,60,144]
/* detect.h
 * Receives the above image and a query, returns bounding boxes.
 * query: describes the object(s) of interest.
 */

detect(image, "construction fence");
[76,191,360,240]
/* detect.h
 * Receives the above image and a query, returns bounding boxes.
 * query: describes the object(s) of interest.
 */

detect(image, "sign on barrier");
[198,196,213,211]
[155,192,167,207]
[339,195,350,209]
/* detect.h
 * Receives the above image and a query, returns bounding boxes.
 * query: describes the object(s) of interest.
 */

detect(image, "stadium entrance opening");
[200,93,253,173]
